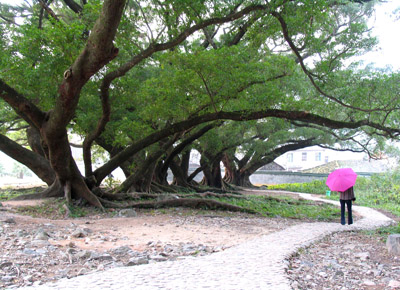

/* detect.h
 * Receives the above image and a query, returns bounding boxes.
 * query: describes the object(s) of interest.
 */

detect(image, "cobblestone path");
[17,193,394,290]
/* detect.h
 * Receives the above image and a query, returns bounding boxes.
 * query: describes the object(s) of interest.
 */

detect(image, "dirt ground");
[0,189,397,289]
[0,189,304,288]
[0,189,302,252]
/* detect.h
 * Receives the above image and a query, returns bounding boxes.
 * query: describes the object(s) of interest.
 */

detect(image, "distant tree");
[0,163,4,176]
[12,162,32,179]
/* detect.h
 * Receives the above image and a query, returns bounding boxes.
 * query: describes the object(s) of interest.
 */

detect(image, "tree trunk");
[236,172,253,187]
[170,159,191,187]
[117,145,168,193]
[222,153,239,185]
[180,151,191,179]
[95,135,135,178]
[26,126,47,158]
[36,0,126,206]
[40,126,103,207]
[200,155,223,188]
[153,159,169,186]
[11,179,64,200]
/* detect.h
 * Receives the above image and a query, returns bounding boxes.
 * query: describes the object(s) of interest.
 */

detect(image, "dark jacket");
[340,186,355,201]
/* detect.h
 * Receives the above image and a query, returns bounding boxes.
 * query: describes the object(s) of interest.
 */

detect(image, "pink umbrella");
[326,168,357,192]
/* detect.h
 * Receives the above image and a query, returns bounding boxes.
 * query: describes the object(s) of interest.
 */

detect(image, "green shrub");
[268,168,400,217]
[268,179,328,194]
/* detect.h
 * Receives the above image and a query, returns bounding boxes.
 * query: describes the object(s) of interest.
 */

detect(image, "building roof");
[259,162,286,171]
[301,159,395,174]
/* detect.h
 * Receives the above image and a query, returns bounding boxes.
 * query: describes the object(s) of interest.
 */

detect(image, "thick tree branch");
[161,122,223,174]
[242,138,318,175]
[90,3,269,177]
[62,0,82,14]
[0,79,46,129]
[38,0,60,22]
[0,133,55,185]
[0,14,19,25]
[93,108,400,184]
[50,0,126,129]
[228,13,262,46]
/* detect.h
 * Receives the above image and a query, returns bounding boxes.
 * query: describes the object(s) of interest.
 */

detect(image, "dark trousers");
[340,199,353,225]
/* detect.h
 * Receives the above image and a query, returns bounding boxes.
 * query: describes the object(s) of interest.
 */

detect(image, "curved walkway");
[18,193,394,290]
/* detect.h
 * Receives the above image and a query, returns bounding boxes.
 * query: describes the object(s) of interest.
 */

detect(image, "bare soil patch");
[0,192,301,288]
[0,189,397,289]
[288,231,400,290]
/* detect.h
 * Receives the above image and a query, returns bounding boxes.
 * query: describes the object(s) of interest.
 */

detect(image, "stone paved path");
[17,192,394,290]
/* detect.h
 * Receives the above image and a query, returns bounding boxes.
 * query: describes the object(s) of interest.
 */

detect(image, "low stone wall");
[250,171,373,185]
[181,169,374,185]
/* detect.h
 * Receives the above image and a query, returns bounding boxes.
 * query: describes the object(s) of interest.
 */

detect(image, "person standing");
[339,186,355,225]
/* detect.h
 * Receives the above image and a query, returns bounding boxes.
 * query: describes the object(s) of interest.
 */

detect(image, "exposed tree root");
[10,181,63,200]
[10,191,63,201]
[100,197,258,214]
[221,180,237,191]
[151,182,179,193]
[184,191,247,199]
[194,187,243,195]
[93,189,247,203]
[92,187,128,201]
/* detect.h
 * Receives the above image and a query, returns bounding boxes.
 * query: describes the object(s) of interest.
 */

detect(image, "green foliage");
[352,170,400,216]
[1,0,398,194]
[102,175,121,189]
[12,162,33,178]
[2,14,86,108]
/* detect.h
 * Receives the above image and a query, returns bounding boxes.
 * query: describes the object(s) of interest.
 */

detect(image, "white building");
[274,146,365,171]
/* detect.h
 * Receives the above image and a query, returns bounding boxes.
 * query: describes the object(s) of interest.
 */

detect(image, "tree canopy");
[0,0,399,208]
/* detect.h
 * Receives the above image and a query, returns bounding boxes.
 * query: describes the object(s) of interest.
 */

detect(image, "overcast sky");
[362,0,400,70]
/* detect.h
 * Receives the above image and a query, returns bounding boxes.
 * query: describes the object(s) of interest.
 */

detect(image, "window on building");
[287,153,293,163]
[302,152,307,161]
[325,156,329,163]
[315,152,321,161]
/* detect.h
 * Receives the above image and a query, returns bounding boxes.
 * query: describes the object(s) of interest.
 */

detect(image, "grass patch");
[15,198,102,219]
[267,169,400,238]
[141,194,340,221]
[363,223,400,241]
[15,198,64,219]
[268,180,328,195]
[0,186,45,202]
[2,186,339,222]
[215,195,340,221]
[268,169,400,218]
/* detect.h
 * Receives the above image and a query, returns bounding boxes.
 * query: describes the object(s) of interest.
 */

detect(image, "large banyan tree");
[0,0,399,208]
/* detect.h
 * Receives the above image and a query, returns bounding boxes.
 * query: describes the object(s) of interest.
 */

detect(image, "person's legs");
[347,200,353,225]
[340,199,346,225]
